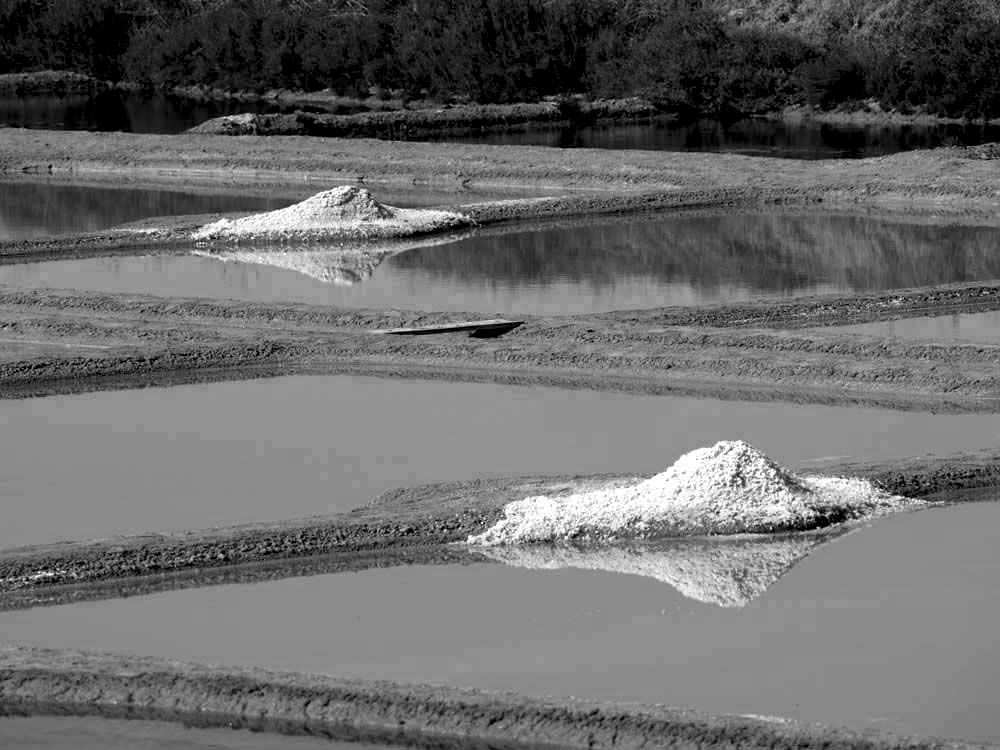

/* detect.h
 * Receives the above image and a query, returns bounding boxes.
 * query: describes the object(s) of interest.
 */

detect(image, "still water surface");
[0,716,383,750]
[0,91,285,135]
[2,374,1000,550]
[4,92,1000,158]
[0,182,291,241]
[4,503,999,741]
[831,311,1000,344]
[4,212,1000,314]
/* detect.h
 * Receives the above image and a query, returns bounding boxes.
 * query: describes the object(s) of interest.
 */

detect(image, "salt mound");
[481,536,828,607]
[192,186,470,243]
[468,440,919,545]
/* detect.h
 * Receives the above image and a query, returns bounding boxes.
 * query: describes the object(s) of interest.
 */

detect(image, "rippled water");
[5,502,999,741]
[2,374,1000,550]
[4,212,1000,314]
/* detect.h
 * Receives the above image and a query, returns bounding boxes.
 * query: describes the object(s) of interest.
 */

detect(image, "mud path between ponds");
[2,131,999,214]
[4,646,991,750]
[2,454,999,611]
[4,284,1000,408]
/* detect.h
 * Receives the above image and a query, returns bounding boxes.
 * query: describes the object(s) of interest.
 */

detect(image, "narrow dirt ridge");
[0,646,991,750]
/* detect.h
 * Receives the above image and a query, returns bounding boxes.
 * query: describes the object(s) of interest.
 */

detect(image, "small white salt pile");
[192,185,471,243]
[480,537,823,607]
[468,440,918,545]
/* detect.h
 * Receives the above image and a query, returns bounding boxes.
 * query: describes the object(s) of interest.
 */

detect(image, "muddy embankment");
[7,646,993,750]
[2,452,999,611]
[3,281,1000,409]
[2,130,999,207]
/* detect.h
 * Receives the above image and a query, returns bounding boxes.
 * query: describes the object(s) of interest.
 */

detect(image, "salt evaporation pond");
[0,716,388,750]
[3,212,1000,314]
[0,182,293,241]
[3,374,1000,550]
[830,311,1000,344]
[5,502,999,742]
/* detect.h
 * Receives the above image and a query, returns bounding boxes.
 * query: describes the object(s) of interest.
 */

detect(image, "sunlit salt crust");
[192,186,471,243]
[468,440,921,545]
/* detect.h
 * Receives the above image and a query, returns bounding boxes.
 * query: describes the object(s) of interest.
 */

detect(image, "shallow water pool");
[0,182,292,242]
[3,212,1000,313]
[2,374,1000,550]
[4,502,999,742]
[830,310,1000,344]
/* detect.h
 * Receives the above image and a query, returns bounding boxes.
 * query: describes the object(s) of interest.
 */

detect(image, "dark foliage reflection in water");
[4,211,1000,315]
[0,182,291,241]
[4,92,1000,158]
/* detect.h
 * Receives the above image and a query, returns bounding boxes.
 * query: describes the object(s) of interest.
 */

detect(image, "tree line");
[2,0,999,120]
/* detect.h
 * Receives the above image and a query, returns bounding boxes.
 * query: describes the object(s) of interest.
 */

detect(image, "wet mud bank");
[2,454,999,610]
[0,646,992,750]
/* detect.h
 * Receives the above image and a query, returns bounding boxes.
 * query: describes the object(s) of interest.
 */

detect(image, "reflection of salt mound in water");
[481,535,831,607]
[469,440,918,545]
[191,232,472,286]
[192,186,471,243]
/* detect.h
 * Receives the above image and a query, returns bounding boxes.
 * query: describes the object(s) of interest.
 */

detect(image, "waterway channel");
[4,502,999,742]
[0,182,291,242]
[4,211,1000,314]
[3,374,1000,551]
[4,92,1000,158]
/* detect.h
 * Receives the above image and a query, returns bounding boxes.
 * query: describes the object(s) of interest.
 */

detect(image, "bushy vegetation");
[2,0,1000,119]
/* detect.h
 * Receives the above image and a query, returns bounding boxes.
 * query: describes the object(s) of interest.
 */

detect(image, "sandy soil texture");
[0,645,993,750]
[2,281,1000,410]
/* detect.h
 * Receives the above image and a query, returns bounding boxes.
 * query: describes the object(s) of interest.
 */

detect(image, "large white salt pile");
[468,440,919,545]
[481,536,826,607]
[192,186,471,243]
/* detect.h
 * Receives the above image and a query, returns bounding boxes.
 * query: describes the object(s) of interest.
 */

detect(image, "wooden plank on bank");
[374,319,524,338]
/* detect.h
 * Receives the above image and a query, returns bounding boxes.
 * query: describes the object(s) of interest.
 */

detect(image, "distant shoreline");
[5,70,1000,134]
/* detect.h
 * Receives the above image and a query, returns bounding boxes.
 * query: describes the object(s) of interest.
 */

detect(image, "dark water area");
[0,182,292,241]
[428,116,1000,159]
[5,211,996,315]
[0,90,295,134]
[3,91,999,158]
